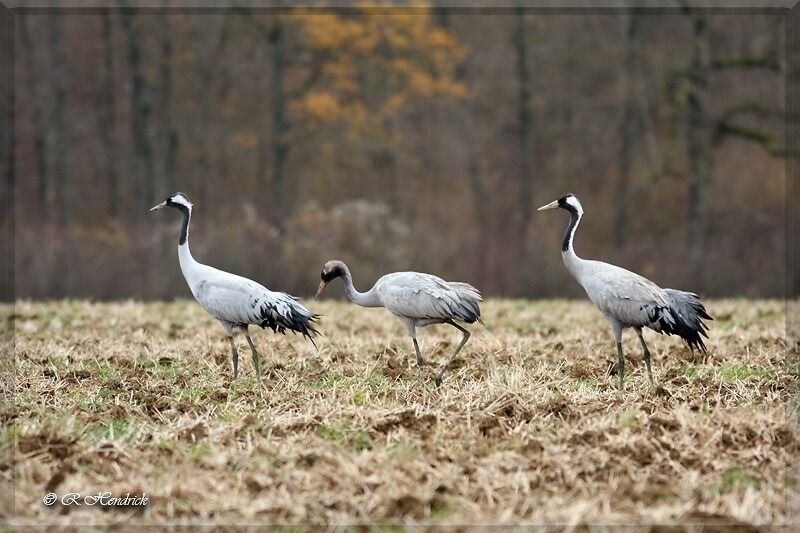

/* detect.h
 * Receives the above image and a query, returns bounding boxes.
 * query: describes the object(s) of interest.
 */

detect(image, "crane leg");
[413,338,426,384]
[616,341,625,392]
[228,336,239,381]
[635,328,654,387]
[245,334,262,387]
[435,321,470,387]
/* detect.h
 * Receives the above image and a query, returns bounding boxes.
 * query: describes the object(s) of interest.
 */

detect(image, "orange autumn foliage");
[289,2,468,125]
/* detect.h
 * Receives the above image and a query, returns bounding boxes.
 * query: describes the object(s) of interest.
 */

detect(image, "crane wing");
[194,274,319,339]
[376,272,482,323]
[580,262,670,327]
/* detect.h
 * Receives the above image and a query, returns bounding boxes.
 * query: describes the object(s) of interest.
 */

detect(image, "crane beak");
[537,200,559,211]
[315,281,328,300]
[150,201,167,211]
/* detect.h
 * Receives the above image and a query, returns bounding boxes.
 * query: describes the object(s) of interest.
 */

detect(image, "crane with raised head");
[150,192,320,385]
[538,193,712,391]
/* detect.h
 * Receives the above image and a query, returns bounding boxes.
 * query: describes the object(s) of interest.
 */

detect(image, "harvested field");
[3,299,797,526]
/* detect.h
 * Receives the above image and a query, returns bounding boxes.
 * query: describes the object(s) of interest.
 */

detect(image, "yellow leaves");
[385,93,407,112]
[288,2,469,127]
[292,91,342,122]
[438,77,469,98]
[323,58,360,95]
[428,27,469,65]
[389,58,467,99]
[295,12,366,51]
[232,132,258,149]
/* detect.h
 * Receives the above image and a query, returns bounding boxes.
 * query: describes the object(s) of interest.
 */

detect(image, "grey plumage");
[373,273,482,326]
[316,260,482,386]
[194,276,320,344]
[151,192,319,385]
[538,194,712,391]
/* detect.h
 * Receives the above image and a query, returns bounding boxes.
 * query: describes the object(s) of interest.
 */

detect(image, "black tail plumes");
[257,298,321,348]
[653,289,713,352]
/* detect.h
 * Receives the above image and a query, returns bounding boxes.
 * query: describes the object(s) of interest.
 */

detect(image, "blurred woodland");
[10,5,789,300]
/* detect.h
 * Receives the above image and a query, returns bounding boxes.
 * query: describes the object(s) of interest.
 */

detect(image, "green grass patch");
[97,386,121,401]
[37,309,76,327]
[714,320,736,332]
[617,410,640,429]
[181,383,214,402]
[717,364,776,382]
[189,442,212,462]
[431,501,451,519]
[386,440,418,461]
[682,364,701,379]
[309,373,343,389]
[137,357,158,369]
[84,359,123,382]
[46,355,66,370]
[719,467,760,493]
[82,418,130,442]
[150,363,184,381]
[316,420,372,452]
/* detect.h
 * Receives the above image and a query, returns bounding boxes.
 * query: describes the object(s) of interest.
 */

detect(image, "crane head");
[150,192,193,212]
[316,260,347,299]
[537,193,583,215]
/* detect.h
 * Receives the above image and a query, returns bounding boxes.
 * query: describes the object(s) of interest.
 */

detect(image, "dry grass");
[2,299,796,527]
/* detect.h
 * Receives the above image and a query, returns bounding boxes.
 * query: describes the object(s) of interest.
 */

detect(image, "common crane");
[538,194,712,391]
[150,192,320,385]
[315,260,482,386]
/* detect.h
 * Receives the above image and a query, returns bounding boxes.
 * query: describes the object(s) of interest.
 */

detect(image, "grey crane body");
[539,194,712,391]
[151,192,319,385]
[316,260,482,386]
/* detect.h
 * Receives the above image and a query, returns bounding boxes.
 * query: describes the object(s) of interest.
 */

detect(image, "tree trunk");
[100,12,120,219]
[214,15,232,186]
[122,10,155,216]
[513,2,534,288]
[158,14,178,194]
[686,12,712,257]
[269,18,289,235]
[0,4,10,303]
[439,12,489,288]
[616,4,646,247]
[48,13,70,226]
[20,16,49,222]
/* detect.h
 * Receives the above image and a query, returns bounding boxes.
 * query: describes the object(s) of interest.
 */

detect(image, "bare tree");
[674,7,788,257]
[20,15,49,221]
[48,13,70,225]
[616,4,647,247]
[684,10,712,256]
[513,2,534,286]
[268,18,289,235]
[121,10,156,215]
[157,14,179,194]
[100,12,120,219]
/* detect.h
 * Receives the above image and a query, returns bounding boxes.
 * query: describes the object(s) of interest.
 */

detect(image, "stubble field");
[3,299,797,527]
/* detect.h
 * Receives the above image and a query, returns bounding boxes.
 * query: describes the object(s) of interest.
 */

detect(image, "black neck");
[562,208,580,252]
[178,206,190,246]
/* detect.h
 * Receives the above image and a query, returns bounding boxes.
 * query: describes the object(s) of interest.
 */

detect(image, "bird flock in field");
[151,191,712,392]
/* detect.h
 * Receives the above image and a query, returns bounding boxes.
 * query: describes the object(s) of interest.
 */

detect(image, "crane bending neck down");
[316,260,380,307]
